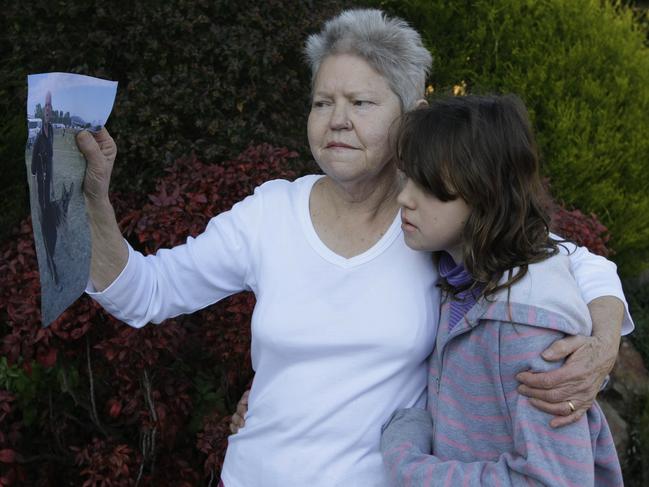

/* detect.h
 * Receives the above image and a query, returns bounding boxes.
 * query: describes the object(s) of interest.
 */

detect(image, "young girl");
[380,95,623,486]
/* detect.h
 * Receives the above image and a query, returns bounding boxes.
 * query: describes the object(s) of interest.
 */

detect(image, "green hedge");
[375,0,649,275]
[4,0,648,274]
[0,0,347,241]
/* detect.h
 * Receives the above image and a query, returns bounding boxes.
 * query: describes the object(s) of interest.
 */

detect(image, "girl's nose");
[397,178,415,209]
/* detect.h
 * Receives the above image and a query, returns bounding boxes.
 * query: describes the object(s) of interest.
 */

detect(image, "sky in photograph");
[27,72,118,125]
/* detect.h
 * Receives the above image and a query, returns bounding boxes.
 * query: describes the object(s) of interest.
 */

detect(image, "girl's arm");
[518,296,624,427]
[380,324,621,486]
[380,408,434,484]
[519,239,632,426]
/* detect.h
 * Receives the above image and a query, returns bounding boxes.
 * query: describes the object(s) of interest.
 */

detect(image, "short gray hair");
[305,9,432,111]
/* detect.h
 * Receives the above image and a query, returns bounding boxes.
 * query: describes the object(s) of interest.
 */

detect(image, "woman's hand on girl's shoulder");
[515,335,613,428]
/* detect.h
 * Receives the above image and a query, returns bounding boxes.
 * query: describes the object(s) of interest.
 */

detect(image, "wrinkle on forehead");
[312,53,395,101]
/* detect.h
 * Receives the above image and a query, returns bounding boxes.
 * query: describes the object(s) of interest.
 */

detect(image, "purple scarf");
[438,252,483,331]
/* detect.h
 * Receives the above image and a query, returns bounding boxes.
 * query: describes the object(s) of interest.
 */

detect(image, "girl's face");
[397,177,471,263]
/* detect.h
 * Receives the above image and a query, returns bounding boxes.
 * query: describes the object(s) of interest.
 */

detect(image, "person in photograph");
[31,90,60,285]
[31,90,72,288]
[380,95,622,486]
[76,9,631,486]
[32,92,54,218]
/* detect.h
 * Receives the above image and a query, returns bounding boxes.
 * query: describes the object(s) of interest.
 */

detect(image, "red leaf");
[36,347,57,368]
[0,449,16,463]
[107,399,122,418]
[22,361,32,376]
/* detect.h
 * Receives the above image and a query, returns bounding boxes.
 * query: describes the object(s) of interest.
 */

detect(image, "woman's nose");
[330,104,351,130]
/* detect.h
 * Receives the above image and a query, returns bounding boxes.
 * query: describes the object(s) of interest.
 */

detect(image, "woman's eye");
[353,100,373,107]
[312,100,329,108]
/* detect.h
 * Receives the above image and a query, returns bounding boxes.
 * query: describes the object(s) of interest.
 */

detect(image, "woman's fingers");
[517,335,612,427]
[517,336,606,395]
[240,389,250,405]
[76,128,117,202]
[229,389,251,434]
[76,130,102,163]
[526,396,590,416]
[540,335,588,361]
[516,377,591,403]
[236,400,248,417]
[230,412,245,434]
[549,410,586,428]
[520,383,593,429]
[94,128,117,160]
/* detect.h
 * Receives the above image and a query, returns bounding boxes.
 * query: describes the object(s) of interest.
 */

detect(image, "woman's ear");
[414,98,428,109]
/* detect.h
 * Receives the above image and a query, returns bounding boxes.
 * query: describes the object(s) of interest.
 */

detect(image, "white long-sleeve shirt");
[88,175,632,486]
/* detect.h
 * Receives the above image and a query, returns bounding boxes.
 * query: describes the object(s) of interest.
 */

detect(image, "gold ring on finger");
[567,400,576,413]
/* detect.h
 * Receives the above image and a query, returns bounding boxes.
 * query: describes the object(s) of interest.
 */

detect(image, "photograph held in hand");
[25,72,117,326]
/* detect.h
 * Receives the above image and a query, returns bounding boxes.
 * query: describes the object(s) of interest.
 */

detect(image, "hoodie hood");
[461,253,592,337]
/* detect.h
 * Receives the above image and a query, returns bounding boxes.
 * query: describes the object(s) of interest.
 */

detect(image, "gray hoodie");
[381,253,622,486]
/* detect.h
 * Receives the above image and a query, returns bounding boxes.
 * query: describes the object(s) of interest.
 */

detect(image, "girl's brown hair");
[396,94,558,297]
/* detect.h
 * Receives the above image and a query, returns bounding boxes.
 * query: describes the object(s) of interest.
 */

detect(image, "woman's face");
[307,53,402,186]
[397,177,471,262]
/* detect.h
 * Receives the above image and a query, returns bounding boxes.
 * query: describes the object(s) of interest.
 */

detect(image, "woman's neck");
[308,164,401,259]
[319,164,401,222]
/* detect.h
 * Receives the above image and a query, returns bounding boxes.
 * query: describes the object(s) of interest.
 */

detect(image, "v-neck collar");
[299,175,403,269]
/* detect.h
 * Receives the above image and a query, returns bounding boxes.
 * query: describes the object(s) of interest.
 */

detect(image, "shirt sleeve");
[86,186,264,328]
[553,233,634,335]
[380,324,607,487]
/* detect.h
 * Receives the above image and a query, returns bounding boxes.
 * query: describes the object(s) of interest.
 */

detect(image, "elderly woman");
[77,9,631,487]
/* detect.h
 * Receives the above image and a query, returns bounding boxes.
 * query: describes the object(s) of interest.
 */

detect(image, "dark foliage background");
[0,145,301,485]
[375,0,649,275]
[3,0,647,272]
[0,0,347,241]
[1,0,649,485]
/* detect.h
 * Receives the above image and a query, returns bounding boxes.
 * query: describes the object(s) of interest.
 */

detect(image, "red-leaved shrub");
[0,144,298,485]
[540,179,611,257]
[550,206,611,257]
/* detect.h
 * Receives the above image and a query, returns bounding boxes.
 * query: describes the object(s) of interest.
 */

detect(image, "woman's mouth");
[326,142,356,149]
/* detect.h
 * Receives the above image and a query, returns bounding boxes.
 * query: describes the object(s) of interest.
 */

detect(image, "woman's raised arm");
[76,128,128,292]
